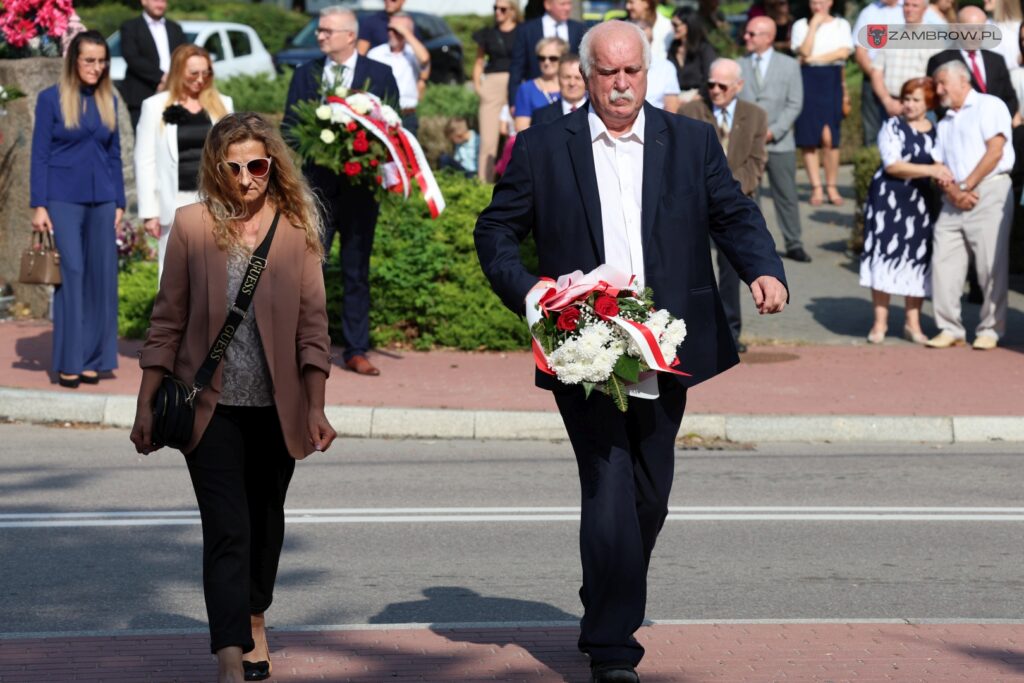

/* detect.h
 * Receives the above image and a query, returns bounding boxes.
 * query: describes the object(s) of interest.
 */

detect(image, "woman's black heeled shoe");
[79,372,100,385]
[242,660,270,681]
[58,374,80,388]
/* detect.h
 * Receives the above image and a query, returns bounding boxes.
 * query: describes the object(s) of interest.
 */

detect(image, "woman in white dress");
[625,0,673,61]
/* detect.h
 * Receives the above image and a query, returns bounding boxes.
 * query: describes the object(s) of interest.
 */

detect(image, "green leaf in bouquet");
[642,287,655,308]
[583,381,596,399]
[613,354,640,383]
[606,374,629,413]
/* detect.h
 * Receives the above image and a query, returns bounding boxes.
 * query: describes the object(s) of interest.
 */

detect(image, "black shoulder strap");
[192,210,280,394]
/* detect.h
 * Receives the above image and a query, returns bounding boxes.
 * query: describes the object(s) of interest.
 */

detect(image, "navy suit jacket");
[507,17,585,105]
[475,103,787,390]
[283,55,400,198]
[530,100,567,126]
[30,85,126,209]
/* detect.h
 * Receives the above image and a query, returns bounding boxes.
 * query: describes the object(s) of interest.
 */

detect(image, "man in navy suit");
[507,0,585,110]
[475,21,787,683]
[284,6,399,376]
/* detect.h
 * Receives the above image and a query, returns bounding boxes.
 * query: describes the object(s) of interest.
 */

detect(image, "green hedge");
[218,69,292,114]
[117,173,536,350]
[78,4,137,40]
[418,83,480,124]
[850,145,880,255]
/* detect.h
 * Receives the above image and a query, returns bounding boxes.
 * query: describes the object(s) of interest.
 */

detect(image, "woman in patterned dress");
[860,77,948,344]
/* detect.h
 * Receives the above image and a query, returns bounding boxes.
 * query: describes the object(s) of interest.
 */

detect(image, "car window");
[202,31,225,62]
[412,14,449,41]
[184,32,198,44]
[228,30,252,57]
[291,19,319,48]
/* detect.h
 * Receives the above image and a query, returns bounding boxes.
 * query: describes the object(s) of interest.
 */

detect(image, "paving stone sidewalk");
[2,622,1023,682]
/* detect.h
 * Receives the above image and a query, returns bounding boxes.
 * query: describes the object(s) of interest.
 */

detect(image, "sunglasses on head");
[223,157,272,178]
[707,80,731,91]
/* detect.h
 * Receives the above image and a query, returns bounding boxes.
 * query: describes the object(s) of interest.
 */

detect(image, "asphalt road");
[2,423,1023,638]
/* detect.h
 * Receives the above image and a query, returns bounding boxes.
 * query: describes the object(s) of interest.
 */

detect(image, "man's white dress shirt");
[542,13,569,42]
[145,14,171,73]
[367,43,421,109]
[561,96,587,115]
[933,89,1015,183]
[323,52,358,92]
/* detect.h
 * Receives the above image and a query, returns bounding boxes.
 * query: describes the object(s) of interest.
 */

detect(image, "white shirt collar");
[326,52,358,78]
[145,13,165,26]
[588,105,646,145]
[562,95,587,114]
[542,13,565,31]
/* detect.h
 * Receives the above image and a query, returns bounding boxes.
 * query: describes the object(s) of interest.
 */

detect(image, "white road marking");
[3,507,1024,528]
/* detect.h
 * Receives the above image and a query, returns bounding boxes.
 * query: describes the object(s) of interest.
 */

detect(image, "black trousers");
[554,377,687,667]
[185,405,296,654]
[321,186,380,361]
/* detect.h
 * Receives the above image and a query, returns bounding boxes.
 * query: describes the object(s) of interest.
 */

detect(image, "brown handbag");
[19,231,62,286]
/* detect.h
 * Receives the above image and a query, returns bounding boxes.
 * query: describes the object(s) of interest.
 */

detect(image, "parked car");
[274,10,464,84]
[108,21,276,84]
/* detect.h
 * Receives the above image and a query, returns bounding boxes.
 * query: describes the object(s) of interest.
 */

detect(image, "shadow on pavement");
[950,644,1024,676]
[12,330,50,375]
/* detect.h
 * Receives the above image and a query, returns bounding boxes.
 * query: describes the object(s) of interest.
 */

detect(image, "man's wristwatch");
[957,181,969,192]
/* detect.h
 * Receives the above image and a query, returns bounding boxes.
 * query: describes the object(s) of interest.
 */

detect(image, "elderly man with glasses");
[682,57,769,353]
[284,6,399,377]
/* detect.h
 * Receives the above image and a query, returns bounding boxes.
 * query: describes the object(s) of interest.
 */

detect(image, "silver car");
[108,20,276,83]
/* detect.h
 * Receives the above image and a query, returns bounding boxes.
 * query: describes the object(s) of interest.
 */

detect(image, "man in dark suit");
[681,57,768,354]
[927,6,1019,122]
[475,22,787,683]
[508,0,585,110]
[284,7,399,377]
[530,52,587,126]
[118,0,186,129]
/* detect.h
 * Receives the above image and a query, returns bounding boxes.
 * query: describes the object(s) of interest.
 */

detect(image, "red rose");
[375,175,383,185]
[346,122,358,132]
[594,295,619,318]
[344,161,363,176]
[369,159,379,167]
[353,137,369,153]
[556,306,581,332]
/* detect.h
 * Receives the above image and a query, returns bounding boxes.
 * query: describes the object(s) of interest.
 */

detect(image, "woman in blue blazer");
[30,31,125,389]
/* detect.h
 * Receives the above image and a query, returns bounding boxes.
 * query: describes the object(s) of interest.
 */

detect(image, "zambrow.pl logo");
[866,24,888,49]
[857,23,1002,49]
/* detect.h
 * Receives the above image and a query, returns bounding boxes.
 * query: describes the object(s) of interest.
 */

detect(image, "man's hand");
[765,129,774,143]
[143,217,161,238]
[750,275,787,314]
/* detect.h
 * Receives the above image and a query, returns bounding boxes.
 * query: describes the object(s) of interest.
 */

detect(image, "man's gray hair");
[709,57,741,80]
[320,5,359,33]
[578,21,651,79]
[934,59,970,82]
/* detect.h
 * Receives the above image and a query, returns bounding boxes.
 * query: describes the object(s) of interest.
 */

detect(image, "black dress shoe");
[591,662,640,683]
[785,247,812,263]
[242,660,270,681]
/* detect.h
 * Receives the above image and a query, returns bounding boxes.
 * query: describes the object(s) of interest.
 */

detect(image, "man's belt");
[401,107,417,116]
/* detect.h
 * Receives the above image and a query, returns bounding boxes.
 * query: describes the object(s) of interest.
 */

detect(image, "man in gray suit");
[738,16,810,263]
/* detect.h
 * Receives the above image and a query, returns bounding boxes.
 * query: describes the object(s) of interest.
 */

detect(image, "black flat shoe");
[58,374,80,389]
[242,660,270,681]
[79,372,100,385]
[591,662,639,683]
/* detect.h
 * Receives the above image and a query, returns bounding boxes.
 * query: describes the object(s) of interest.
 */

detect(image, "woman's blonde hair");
[199,113,324,258]
[535,36,569,57]
[164,44,229,122]
[59,31,116,131]
[992,0,1022,23]
[498,0,522,24]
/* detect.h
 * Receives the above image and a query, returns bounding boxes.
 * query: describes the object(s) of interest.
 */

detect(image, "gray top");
[220,246,274,407]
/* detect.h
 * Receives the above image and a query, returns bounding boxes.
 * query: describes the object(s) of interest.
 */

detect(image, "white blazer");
[134,91,233,225]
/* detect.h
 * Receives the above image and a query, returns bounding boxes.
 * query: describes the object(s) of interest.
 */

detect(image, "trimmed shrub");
[174,4,309,55]
[850,145,880,255]
[117,173,535,351]
[218,69,292,114]
[78,4,138,41]
[419,83,479,124]
[118,261,157,339]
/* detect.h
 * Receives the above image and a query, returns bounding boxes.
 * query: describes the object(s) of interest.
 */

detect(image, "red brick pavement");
[1,623,1023,682]
[2,320,1024,416]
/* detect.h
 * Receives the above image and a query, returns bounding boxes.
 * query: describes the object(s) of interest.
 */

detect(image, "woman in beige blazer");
[135,44,233,282]
[130,113,336,683]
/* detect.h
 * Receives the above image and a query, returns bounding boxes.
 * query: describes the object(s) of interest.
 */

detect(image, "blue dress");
[859,117,940,298]
[513,79,560,119]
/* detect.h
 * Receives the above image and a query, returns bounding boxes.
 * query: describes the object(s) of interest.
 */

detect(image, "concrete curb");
[1,387,1021,443]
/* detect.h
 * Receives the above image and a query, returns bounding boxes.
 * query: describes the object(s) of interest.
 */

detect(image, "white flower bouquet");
[528,265,689,412]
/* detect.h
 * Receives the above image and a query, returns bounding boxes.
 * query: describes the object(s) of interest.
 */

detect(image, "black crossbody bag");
[152,211,280,449]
